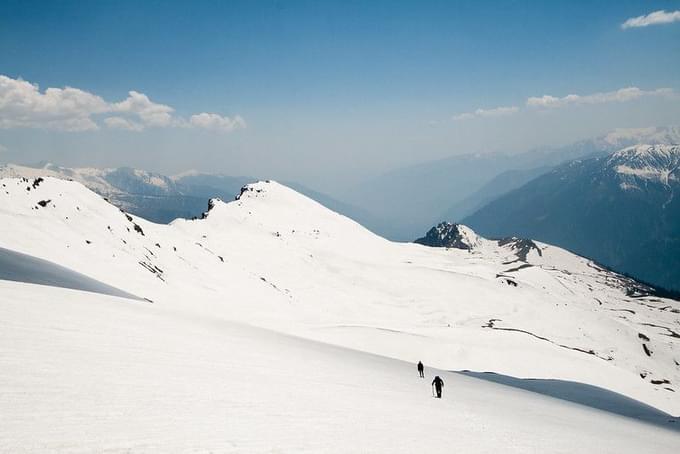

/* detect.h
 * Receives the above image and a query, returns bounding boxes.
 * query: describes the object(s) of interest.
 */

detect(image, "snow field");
[0,176,678,418]
[1,281,679,453]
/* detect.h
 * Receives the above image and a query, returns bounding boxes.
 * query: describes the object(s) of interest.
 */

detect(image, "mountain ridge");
[463,143,680,291]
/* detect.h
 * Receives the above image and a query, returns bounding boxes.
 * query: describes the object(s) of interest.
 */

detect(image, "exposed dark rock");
[201,198,221,218]
[235,185,252,200]
[497,237,542,261]
[503,263,534,273]
[641,323,680,339]
[133,223,144,236]
[139,261,165,281]
[414,222,478,250]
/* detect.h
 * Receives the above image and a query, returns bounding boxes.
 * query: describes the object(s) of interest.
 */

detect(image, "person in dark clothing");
[432,376,444,398]
[417,361,424,378]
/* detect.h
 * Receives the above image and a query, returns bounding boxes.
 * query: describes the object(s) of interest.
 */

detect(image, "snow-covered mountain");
[464,144,680,292]
[0,162,179,196]
[608,144,680,189]
[440,126,680,224]
[0,162,371,227]
[1,175,679,419]
[339,125,680,240]
[0,162,209,223]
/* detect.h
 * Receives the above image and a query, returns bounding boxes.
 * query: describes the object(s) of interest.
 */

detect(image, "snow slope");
[0,246,140,300]
[0,176,679,421]
[1,280,679,453]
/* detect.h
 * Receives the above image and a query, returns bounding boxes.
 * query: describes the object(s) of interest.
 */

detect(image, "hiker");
[432,376,444,398]
[417,361,424,378]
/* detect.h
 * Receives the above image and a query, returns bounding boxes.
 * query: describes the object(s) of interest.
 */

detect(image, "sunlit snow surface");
[1,176,679,451]
[1,281,678,453]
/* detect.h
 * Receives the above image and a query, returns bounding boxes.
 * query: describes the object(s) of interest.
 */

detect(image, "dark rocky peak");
[415,222,480,250]
[201,198,223,219]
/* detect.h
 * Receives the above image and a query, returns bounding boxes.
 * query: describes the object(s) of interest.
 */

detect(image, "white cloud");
[103,116,144,131]
[452,106,518,121]
[622,10,680,29]
[189,112,247,132]
[448,86,675,123]
[0,74,245,133]
[526,87,674,108]
[0,75,107,131]
[112,91,175,128]
[0,143,7,154]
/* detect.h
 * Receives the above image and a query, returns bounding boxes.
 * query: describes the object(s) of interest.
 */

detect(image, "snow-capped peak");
[610,143,680,162]
[608,144,680,186]
[184,179,384,251]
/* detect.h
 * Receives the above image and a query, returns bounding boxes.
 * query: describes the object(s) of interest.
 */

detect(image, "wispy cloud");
[452,106,518,121]
[621,10,680,29]
[448,86,675,124]
[0,75,246,133]
[103,116,144,132]
[526,87,674,108]
[189,112,247,132]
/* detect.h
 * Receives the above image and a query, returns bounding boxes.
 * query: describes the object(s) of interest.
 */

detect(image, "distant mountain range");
[0,163,376,227]
[2,126,678,290]
[464,144,680,291]
[342,126,680,240]
[0,163,213,223]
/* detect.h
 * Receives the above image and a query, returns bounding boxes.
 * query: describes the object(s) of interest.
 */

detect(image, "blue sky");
[1,0,679,191]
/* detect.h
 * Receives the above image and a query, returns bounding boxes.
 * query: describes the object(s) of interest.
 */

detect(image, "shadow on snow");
[458,370,679,432]
[0,247,142,301]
